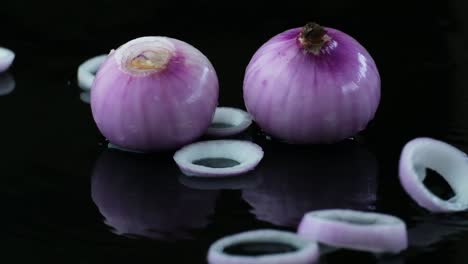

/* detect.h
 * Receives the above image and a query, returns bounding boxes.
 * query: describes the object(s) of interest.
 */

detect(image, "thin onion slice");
[77,54,107,90]
[399,137,468,213]
[0,47,15,73]
[298,209,408,253]
[207,229,319,264]
[206,107,253,137]
[173,140,264,177]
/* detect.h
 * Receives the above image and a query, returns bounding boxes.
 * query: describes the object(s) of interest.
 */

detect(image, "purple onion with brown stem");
[243,22,380,143]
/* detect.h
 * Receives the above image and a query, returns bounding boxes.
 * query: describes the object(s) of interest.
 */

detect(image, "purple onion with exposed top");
[91,37,219,152]
[243,22,380,143]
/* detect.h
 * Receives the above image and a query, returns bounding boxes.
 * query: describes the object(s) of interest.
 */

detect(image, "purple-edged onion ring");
[206,107,253,137]
[77,54,107,90]
[298,209,408,253]
[174,140,264,177]
[207,230,319,264]
[0,47,15,73]
[399,137,468,213]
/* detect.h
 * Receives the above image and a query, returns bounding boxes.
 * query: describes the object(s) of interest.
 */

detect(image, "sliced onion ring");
[173,140,264,177]
[399,137,468,213]
[298,209,408,253]
[206,107,253,137]
[207,229,319,264]
[77,54,107,90]
[0,47,15,73]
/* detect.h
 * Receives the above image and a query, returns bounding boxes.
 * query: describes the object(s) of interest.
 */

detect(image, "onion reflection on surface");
[91,149,219,240]
[242,139,378,228]
[0,73,15,96]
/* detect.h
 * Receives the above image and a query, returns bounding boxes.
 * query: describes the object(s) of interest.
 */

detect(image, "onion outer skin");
[207,229,319,264]
[243,25,380,143]
[399,137,468,213]
[91,37,219,152]
[298,209,407,253]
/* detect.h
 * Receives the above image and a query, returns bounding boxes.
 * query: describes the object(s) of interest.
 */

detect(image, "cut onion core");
[115,37,175,76]
[207,230,319,264]
[298,209,408,253]
[128,49,171,71]
[174,140,263,177]
[399,137,468,213]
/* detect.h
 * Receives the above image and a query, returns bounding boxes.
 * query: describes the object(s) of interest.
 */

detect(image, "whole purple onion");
[243,23,380,143]
[91,37,219,152]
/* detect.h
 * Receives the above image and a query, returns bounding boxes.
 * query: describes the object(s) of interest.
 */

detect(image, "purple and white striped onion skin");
[243,23,380,143]
[91,37,219,152]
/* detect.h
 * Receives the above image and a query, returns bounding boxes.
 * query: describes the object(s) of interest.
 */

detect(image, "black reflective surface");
[2,0,468,263]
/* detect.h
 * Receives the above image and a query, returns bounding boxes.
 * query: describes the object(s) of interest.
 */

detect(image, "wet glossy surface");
[1,0,468,263]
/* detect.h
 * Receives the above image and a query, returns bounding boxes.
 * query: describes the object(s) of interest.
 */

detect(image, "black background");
[1,0,468,263]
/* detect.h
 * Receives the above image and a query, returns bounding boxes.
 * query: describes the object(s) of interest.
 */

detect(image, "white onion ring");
[298,209,408,253]
[0,47,15,73]
[206,107,253,137]
[399,137,468,213]
[207,229,319,264]
[174,140,264,177]
[77,54,108,90]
